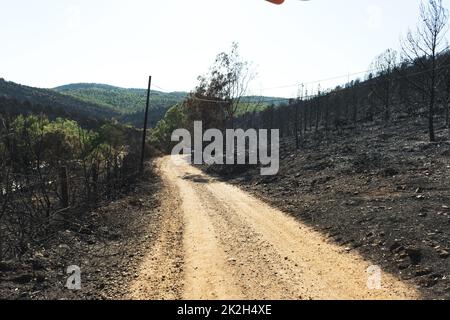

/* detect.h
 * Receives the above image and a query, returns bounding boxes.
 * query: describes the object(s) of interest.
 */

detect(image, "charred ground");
[0,165,164,300]
[206,117,450,299]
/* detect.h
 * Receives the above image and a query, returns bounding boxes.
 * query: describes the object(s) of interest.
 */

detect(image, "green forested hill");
[54,83,188,128]
[53,83,289,117]
[0,78,119,128]
[0,79,289,130]
[54,83,187,114]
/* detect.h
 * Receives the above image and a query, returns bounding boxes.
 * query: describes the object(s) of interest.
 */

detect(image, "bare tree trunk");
[309,105,313,132]
[294,103,299,149]
[315,100,320,133]
[303,109,307,133]
[429,51,437,142]
[401,0,447,142]
[59,166,69,208]
[446,100,450,128]
[385,84,391,122]
[429,73,436,142]
[92,164,98,202]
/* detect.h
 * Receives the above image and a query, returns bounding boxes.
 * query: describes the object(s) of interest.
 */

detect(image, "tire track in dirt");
[166,156,243,300]
[194,184,306,299]
[127,161,184,300]
[207,182,415,299]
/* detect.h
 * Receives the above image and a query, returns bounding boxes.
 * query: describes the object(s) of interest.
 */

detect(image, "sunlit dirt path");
[129,155,419,300]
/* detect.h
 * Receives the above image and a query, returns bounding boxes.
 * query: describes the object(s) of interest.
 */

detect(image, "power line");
[152,84,167,91]
[188,96,230,104]
[260,67,380,91]
[153,62,450,106]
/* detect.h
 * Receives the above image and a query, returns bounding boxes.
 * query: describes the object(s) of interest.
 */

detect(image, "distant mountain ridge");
[54,83,290,113]
[0,79,291,129]
[53,83,290,128]
[55,83,121,91]
[0,78,120,128]
[53,83,189,128]
[54,83,187,114]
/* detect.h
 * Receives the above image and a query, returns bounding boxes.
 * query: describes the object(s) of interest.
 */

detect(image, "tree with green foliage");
[150,104,186,153]
[184,43,255,130]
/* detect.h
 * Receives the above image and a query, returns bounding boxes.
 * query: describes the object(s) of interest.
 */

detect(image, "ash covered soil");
[208,118,450,300]
[0,165,164,300]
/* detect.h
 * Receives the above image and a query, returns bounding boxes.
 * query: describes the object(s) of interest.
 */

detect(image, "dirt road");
[129,155,420,300]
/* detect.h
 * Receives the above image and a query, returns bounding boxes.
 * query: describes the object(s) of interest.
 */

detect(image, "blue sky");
[1,0,449,97]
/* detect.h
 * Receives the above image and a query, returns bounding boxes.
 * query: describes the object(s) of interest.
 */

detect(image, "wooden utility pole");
[140,76,152,173]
